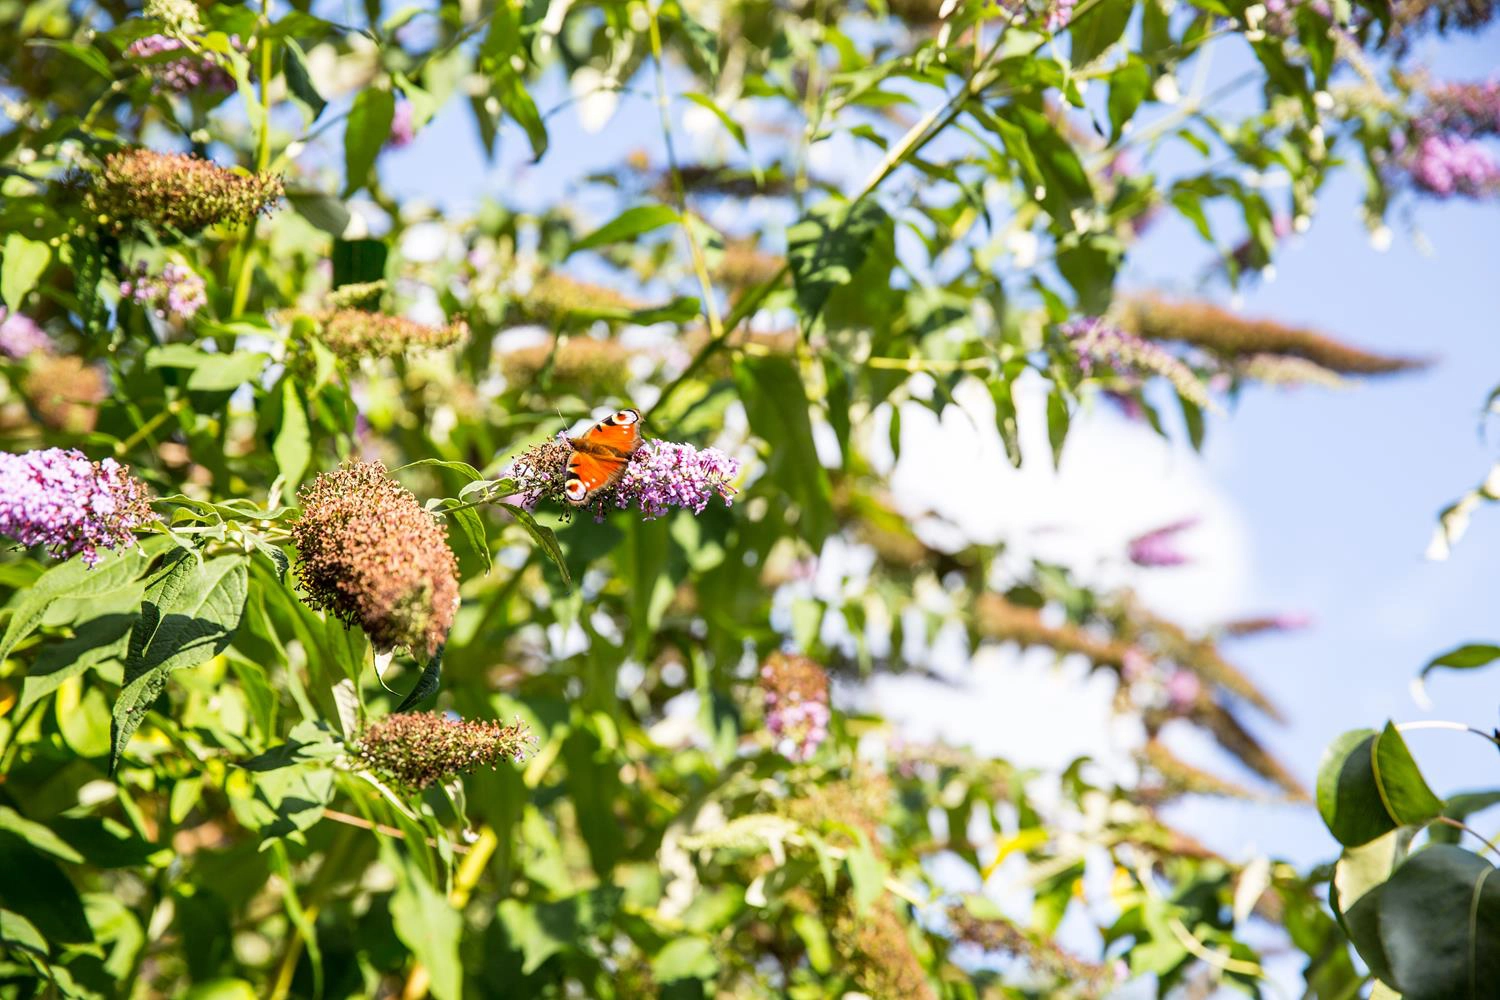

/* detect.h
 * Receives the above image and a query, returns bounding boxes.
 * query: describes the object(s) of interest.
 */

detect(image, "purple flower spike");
[1062,316,1211,408]
[124,34,234,95]
[614,440,740,520]
[1126,517,1198,568]
[760,652,831,762]
[0,449,156,566]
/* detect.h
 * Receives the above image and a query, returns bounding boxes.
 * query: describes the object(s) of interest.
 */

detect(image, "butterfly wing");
[563,408,643,505]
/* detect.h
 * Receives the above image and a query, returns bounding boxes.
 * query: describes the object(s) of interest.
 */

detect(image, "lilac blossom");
[124,34,234,94]
[1405,132,1500,197]
[0,449,156,565]
[0,309,53,360]
[1062,316,1211,408]
[504,433,740,520]
[1418,80,1500,137]
[120,261,207,320]
[1126,517,1198,568]
[613,440,739,519]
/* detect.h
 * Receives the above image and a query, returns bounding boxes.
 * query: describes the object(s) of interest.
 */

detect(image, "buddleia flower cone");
[291,461,459,658]
[353,712,534,790]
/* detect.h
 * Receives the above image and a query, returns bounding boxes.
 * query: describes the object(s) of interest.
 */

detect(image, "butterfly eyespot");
[612,409,640,425]
[564,478,588,502]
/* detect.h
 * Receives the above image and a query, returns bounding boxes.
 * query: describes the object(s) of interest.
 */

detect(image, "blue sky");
[369,13,1500,866]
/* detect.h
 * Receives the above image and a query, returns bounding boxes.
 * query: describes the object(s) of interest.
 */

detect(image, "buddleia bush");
[0,0,1493,997]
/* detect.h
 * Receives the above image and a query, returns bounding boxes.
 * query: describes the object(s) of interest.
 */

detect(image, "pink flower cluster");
[124,34,234,94]
[1126,517,1198,568]
[120,261,207,320]
[613,440,739,520]
[1405,133,1500,197]
[386,100,416,149]
[0,309,52,360]
[1397,79,1500,199]
[0,449,156,565]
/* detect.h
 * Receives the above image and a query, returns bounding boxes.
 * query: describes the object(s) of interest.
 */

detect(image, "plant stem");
[652,29,1009,424]
[401,826,499,999]
[645,3,725,342]
[230,31,276,318]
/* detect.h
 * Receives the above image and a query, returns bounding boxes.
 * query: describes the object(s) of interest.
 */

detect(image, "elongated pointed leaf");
[499,503,573,589]
[110,553,249,774]
[394,645,444,712]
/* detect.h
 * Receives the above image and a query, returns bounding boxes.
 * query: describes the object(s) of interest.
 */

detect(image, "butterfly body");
[564,408,642,505]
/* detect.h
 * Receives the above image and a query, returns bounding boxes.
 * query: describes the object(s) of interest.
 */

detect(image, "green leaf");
[495,71,548,161]
[1422,643,1500,679]
[388,846,463,1000]
[499,503,573,589]
[287,192,351,237]
[186,352,269,392]
[1046,388,1069,470]
[787,198,892,324]
[281,39,326,119]
[498,888,623,975]
[1070,0,1134,65]
[343,87,395,196]
[1377,845,1500,999]
[2,234,50,311]
[682,92,747,149]
[0,807,82,863]
[0,543,158,666]
[1107,59,1151,142]
[19,611,134,712]
[398,458,483,482]
[1317,725,1444,848]
[734,355,834,546]
[273,379,311,490]
[1332,828,1410,984]
[110,553,250,774]
[1432,790,1500,845]
[572,205,680,255]
[394,644,444,712]
[653,936,720,982]
[331,238,389,288]
[845,840,886,916]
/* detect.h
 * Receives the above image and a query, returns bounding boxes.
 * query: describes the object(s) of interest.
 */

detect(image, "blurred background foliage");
[0,0,1495,996]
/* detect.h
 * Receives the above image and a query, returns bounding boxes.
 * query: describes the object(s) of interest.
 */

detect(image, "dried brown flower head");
[505,272,643,328]
[1121,296,1426,375]
[353,712,534,790]
[946,903,1115,996]
[1138,738,1259,803]
[23,355,106,433]
[716,240,788,291]
[291,461,459,658]
[296,309,468,361]
[499,337,633,393]
[83,149,283,236]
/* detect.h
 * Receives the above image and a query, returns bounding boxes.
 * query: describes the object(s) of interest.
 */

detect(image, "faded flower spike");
[0,448,156,566]
[759,652,831,762]
[84,149,283,236]
[291,461,459,658]
[1061,316,1211,409]
[506,435,739,520]
[353,712,534,790]
[294,309,469,361]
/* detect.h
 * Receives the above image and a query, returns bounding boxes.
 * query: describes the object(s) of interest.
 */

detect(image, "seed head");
[295,309,468,361]
[353,712,534,790]
[291,461,459,658]
[23,355,106,433]
[82,149,282,237]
